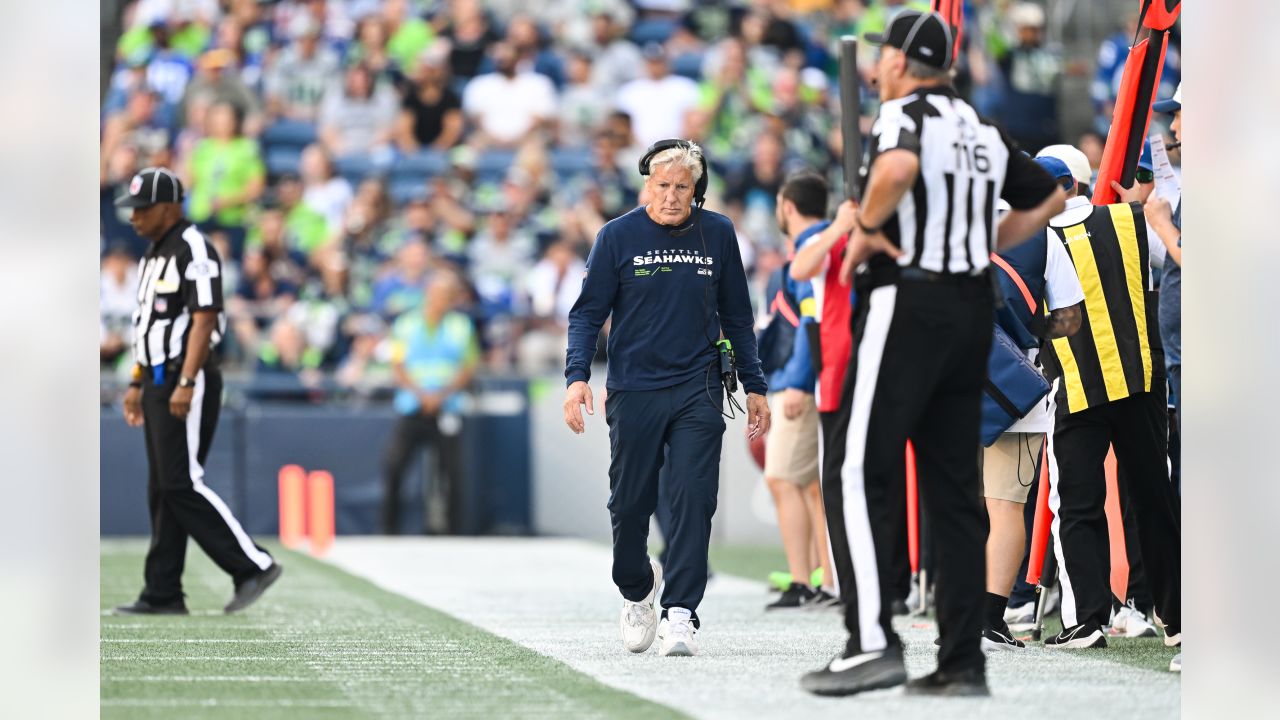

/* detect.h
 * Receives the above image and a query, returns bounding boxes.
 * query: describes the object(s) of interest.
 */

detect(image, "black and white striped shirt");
[868,85,1057,276]
[132,221,226,368]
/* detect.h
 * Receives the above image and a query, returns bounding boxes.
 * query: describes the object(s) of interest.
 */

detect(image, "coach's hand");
[169,386,193,420]
[746,392,770,441]
[564,381,595,434]
[123,386,144,427]
[839,223,902,286]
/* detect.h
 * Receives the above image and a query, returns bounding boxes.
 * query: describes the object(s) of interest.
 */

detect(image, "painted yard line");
[101,699,357,708]
[326,537,1179,720]
[103,671,330,676]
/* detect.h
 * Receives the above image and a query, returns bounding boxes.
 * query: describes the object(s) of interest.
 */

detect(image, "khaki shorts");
[764,392,820,486]
[981,432,1044,503]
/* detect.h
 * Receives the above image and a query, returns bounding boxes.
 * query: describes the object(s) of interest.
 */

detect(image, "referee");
[113,168,282,616]
[800,12,1064,697]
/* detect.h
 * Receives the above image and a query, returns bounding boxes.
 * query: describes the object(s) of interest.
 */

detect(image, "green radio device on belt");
[717,338,738,395]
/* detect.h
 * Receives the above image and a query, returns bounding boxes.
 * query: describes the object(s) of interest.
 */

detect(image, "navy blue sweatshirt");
[565,206,767,395]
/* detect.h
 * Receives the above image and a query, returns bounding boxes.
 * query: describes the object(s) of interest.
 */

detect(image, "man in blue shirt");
[564,139,770,658]
[761,171,836,611]
[382,270,479,535]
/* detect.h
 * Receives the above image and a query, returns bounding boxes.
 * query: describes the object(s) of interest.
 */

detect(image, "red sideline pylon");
[1026,445,1052,586]
[307,470,335,557]
[278,465,306,549]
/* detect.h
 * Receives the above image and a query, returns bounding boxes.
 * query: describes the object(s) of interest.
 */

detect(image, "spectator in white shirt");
[300,144,354,230]
[318,63,399,158]
[518,241,585,373]
[614,43,700,147]
[462,42,557,149]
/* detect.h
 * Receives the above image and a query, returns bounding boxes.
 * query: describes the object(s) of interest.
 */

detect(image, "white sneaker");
[1169,652,1181,672]
[1164,631,1181,648]
[1108,601,1158,638]
[619,557,663,653]
[1004,601,1036,632]
[658,607,698,657]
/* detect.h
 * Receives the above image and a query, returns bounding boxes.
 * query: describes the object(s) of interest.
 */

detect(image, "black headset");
[638,139,708,207]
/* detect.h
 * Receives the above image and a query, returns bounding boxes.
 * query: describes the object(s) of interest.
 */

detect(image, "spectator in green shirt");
[183,102,265,251]
[383,0,436,74]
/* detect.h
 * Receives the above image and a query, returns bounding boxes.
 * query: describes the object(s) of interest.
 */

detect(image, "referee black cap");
[116,167,184,208]
[866,11,953,70]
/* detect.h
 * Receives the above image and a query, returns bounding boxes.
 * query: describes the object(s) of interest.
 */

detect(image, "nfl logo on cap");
[129,175,144,196]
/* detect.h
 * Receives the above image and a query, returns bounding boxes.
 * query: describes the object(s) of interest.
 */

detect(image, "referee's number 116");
[952,141,991,173]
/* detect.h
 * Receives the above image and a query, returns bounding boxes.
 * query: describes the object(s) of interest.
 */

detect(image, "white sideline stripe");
[324,538,1179,720]
[102,699,356,708]
[186,370,274,571]
[839,284,897,653]
[105,671,325,676]
[102,639,292,643]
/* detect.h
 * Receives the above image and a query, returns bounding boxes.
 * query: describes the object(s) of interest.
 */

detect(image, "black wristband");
[128,381,142,389]
[857,218,881,234]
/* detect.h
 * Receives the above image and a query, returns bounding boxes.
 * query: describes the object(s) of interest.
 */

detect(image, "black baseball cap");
[866,11,954,70]
[115,167,185,208]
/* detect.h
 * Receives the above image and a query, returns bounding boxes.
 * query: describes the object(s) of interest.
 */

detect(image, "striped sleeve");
[180,226,224,311]
[872,100,921,155]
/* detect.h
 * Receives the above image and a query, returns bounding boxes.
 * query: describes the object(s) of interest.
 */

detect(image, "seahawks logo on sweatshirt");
[632,249,714,276]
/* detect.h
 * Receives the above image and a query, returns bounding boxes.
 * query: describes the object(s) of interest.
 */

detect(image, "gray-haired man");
[564,139,770,657]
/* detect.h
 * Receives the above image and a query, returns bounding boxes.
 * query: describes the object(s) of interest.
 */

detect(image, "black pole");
[838,36,863,201]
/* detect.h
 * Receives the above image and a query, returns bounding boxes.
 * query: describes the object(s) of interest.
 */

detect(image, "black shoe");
[766,583,815,610]
[905,667,990,697]
[807,588,840,609]
[225,563,283,614]
[113,597,189,615]
[1044,620,1107,649]
[981,623,1026,650]
[801,645,907,697]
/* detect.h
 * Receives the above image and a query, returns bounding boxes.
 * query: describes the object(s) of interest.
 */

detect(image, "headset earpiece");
[639,138,708,206]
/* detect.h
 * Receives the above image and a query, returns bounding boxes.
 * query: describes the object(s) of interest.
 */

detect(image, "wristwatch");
[178,375,196,389]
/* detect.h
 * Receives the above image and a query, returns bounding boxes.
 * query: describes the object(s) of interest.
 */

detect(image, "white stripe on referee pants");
[1044,391,1080,627]
[839,284,897,653]
[185,370,273,571]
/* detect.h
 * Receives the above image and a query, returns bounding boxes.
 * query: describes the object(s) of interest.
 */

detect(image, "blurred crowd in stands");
[101,0,1179,393]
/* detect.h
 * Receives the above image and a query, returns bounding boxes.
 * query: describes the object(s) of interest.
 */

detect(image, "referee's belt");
[898,267,989,284]
[859,266,991,290]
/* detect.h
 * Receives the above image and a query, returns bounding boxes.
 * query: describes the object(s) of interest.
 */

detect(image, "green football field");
[102,539,1178,718]
[101,541,683,719]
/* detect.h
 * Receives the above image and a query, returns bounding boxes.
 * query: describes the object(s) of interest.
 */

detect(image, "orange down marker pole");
[307,470,336,557]
[1026,445,1052,586]
[905,441,919,575]
[1103,448,1130,602]
[278,465,306,549]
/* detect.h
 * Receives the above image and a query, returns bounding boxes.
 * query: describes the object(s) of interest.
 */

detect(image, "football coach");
[564,139,769,658]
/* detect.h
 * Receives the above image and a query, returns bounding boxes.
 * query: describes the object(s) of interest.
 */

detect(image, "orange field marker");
[307,470,335,557]
[278,465,306,549]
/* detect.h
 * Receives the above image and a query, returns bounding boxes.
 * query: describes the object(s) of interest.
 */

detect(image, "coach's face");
[645,164,695,226]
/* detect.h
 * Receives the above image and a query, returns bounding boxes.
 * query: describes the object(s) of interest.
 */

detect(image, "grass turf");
[101,540,686,720]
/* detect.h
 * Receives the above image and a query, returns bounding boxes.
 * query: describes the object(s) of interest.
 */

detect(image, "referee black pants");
[1048,389,1180,632]
[140,367,274,604]
[838,279,991,674]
